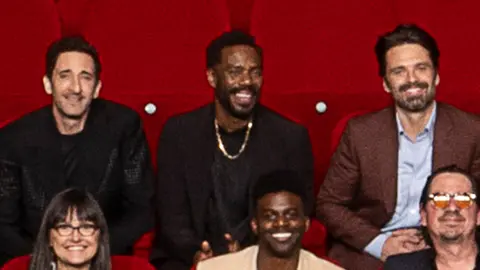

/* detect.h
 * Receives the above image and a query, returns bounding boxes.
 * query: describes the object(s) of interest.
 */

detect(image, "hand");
[193,234,239,265]
[225,233,240,253]
[193,241,213,265]
[392,228,427,251]
[381,229,424,261]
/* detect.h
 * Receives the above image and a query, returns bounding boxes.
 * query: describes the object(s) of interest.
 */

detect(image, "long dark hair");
[29,188,111,270]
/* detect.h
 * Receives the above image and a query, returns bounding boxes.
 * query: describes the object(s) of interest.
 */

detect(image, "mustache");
[399,81,429,92]
[228,85,258,95]
[439,210,465,222]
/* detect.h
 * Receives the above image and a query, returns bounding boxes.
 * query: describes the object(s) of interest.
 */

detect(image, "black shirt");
[60,132,83,185]
[207,125,253,254]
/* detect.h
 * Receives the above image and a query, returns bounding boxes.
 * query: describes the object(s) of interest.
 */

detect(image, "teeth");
[236,93,252,98]
[67,246,85,251]
[272,233,292,239]
[406,88,421,92]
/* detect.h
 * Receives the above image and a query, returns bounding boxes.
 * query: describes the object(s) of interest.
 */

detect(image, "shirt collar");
[396,101,437,136]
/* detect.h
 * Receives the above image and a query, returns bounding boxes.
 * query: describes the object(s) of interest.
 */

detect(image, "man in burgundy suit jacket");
[316,24,480,270]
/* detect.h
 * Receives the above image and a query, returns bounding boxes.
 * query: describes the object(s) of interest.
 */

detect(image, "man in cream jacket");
[197,170,343,270]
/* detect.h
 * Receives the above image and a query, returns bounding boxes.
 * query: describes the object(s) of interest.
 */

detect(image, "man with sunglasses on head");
[385,165,480,269]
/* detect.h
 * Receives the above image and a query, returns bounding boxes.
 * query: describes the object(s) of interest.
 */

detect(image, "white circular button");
[145,103,156,115]
[315,101,327,113]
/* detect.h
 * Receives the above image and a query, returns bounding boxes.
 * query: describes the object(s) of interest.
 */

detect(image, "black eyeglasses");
[54,224,99,236]
[428,192,477,209]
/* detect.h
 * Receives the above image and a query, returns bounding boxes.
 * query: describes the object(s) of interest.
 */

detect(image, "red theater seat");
[0,96,50,126]
[250,2,395,255]
[111,256,156,270]
[72,0,230,97]
[301,218,327,256]
[55,0,94,36]
[250,0,397,96]
[392,0,480,114]
[133,231,155,258]
[0,1,61,97]
[257,92,390,258]
[108,94,213,258]
[330,110,371,155]
[71,0,231,255]
[250,0,396,191]
[260,93,390,195]
[2,255,155,270]
[106,94,213,165]
[132,219,328,259]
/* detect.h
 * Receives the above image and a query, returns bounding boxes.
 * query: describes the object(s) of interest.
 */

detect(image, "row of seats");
[2,255,154,270]
[2,0,480,261]
[4,0,480,96]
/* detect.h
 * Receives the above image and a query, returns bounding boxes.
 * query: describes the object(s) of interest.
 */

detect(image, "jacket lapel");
[374,107,399,215]
[27,108,66,209]
[185,104,216,234]
[71,100,115,192]
[432,103,455,170]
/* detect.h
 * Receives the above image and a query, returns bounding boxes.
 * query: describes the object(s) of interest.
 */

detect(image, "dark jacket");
[0,98,154,265]
[150,103,314,270]
[317,103,480,270]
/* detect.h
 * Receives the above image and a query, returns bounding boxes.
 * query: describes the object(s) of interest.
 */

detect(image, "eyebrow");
[415,62,433,67]
[389,61,432,70]
[262,207,299,213]
[226,64,261,70]
[57,69,94,77]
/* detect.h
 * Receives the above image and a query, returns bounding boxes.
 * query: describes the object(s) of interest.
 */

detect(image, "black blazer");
[384,249,436,270]
[150,103,314,270]
[384,248,480,270]
[0,99,154,265]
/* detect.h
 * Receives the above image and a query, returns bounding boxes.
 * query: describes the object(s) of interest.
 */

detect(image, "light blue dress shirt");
[364,102,437,259]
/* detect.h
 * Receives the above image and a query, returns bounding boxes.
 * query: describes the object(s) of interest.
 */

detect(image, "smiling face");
[421,172,480,245]
[207,44,263,120]
[45,51,101,121]
[251,191,309,258]
[383,43,438,113]
[49,208,100,268]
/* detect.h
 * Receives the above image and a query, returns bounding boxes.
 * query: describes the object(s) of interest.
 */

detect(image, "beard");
[438,210,467,243]
[394,80,436,112]
[215,84,260,120]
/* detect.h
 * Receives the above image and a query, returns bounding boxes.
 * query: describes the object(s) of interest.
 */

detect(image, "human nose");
[406,69,419,83]
[273,216,288,228]
[239,71,252,86]
[70,76,82,94]
[70,228,81,241]
[445,196,460,210]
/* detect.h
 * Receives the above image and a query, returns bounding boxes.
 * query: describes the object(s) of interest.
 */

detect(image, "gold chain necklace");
[214,119,253,160]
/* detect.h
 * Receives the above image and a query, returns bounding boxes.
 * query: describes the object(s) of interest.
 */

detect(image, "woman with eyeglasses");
[29,188,111,270]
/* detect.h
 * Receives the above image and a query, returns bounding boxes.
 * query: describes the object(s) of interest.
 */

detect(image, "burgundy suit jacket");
[316,103,480,270]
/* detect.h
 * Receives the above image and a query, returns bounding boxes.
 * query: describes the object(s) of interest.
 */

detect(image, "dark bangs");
[47,189,104,229]
[30,188,111,270]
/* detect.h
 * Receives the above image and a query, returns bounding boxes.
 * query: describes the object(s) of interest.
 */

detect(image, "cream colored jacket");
[197,245,344,270]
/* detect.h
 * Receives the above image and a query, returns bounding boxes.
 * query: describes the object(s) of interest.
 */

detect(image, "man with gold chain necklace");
[150,30,314,270]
